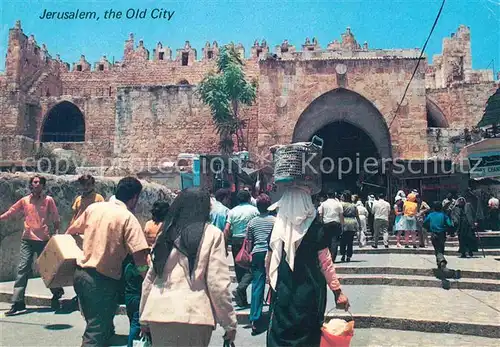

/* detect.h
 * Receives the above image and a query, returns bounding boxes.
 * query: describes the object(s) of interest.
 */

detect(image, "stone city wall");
[0,173,175,281]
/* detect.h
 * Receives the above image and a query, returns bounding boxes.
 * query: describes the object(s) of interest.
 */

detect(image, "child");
[124,255,145,346]
[144,200,170,247]
[423,201,454,270]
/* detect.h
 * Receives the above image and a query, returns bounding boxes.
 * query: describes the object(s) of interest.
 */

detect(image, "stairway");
[0,245,498,344]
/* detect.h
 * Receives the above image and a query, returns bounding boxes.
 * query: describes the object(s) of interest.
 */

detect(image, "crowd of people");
[0,172,498,347]
[314,187,499,267]
[0,175,350,347]
[315,190,392,261]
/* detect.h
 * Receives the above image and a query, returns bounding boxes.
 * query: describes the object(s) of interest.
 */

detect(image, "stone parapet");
[0,172,174,281]
[0,135,35,161]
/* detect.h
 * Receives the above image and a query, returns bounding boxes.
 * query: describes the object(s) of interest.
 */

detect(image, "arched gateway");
[41,101,85,142]
[292,88,392,194]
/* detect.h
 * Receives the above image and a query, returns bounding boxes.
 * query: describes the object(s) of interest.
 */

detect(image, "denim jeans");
[12,239,64,303]
[126,295,141,347]
[250,251,266,322]
[127,310,141,347]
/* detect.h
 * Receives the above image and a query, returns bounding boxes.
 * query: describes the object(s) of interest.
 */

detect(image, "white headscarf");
[356,200,364,207]
[267,186,317,291]
[367,195,375,208]
[395,190,406,203]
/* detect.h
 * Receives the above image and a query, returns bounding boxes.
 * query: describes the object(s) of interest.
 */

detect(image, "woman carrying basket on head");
[267,136,350,347]
[266,186,350,347]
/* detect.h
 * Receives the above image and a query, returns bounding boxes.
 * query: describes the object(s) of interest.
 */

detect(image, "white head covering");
[355,200,364,207]
[366,195,375,209]
[395,190,406,202]
[267,186,316,291]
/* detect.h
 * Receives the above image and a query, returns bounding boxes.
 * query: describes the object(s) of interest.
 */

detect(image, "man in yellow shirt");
[66,177,150,347]
[69,174,105,226]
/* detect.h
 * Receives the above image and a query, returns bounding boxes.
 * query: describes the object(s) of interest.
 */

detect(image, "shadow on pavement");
[44,323,73,330]
[432,268,462,290]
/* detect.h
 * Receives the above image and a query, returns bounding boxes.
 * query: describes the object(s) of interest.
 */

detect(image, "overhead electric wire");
[388,0,446,129]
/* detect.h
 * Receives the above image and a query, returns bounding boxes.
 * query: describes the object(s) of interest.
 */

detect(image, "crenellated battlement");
[4,22,433,75]
[4,20,69,86]
[64,26,427,73]
[426,25,493,89]
[3,21,494,91]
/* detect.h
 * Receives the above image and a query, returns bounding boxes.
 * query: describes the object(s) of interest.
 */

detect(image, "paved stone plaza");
[1,301,499,347]
[1,251,499,346]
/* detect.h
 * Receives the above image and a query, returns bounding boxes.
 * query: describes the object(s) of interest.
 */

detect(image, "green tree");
[197,44,257,154]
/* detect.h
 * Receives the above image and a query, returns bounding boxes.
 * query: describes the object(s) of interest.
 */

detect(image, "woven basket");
[271,136,323,195]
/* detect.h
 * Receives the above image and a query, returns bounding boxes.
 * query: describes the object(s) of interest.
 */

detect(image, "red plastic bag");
[235,238,252,269]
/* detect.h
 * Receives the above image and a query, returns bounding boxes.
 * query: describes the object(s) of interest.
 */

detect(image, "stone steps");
[1,254,498,339]
[337,274,500,291]
[1,285,498,339]
[335,266,500,280]
[348,247,500,256]
[2,301,499,347]
[350,328,499,347]
[375,240,461,246]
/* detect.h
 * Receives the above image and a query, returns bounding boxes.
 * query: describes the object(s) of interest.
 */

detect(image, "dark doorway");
[41,101,85,142]
[314,121,383,196]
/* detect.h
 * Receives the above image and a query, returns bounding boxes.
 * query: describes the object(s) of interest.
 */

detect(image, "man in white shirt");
[371,193,391,248]
[318,192,344,262]
[365,194,376,236]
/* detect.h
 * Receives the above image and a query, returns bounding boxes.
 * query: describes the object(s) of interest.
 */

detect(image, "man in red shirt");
[0,175,64,315]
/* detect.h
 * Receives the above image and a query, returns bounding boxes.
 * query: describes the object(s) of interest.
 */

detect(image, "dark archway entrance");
[41,101,85,142]
[314,121,381,193]
[293,88,392,196]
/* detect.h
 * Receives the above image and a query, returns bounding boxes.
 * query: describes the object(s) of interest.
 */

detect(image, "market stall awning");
[454,138,500,178]
[477,87,500,128]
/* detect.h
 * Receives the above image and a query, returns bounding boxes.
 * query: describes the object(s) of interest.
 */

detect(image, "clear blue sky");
[0,0,499,75]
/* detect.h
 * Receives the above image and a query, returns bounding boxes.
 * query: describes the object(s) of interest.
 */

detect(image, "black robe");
[267,218,331,347]
[451,203,478,254]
